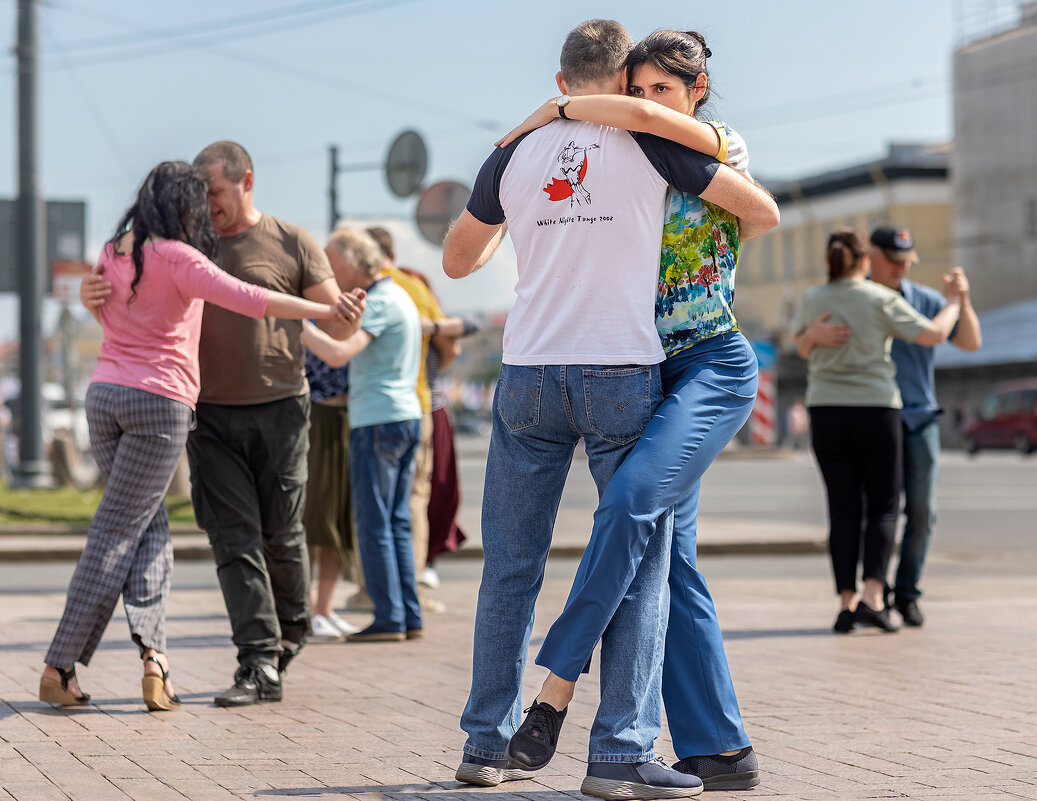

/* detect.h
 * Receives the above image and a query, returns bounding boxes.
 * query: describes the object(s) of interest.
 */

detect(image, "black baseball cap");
[870,226,918,264]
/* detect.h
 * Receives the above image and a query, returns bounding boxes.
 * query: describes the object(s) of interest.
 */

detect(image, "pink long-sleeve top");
[90,239,269,409]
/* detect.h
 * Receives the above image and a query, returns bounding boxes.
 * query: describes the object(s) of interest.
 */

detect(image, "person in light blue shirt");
[301,227,423,643]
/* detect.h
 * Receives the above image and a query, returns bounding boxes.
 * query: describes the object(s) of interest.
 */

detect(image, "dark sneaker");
[214,665,282,707]
[895,599,925,627]
[673,747,760,791]
[833,609,854,634]
[454,754,534,786]
[346,624,405,643]
[854,602,900,632]
[506,701,567,770]
[582,757,703,799]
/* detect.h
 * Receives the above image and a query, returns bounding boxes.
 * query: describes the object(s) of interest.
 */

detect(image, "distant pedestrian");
[300,227,424,643]
[47,160,357,711]
[784,397,810,451]
[791,228,962,634]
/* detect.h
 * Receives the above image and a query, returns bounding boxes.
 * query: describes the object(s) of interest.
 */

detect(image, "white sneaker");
[327,611,360,635]
[310,614,344,640]
[420,567,441,589]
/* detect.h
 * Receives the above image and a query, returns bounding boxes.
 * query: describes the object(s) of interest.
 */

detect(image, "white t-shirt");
[467,120,719,366]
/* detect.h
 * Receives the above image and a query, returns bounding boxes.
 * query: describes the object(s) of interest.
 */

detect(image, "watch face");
[557,95,571,107]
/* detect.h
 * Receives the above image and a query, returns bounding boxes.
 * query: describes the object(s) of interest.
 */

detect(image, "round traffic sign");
[415,181,471,246]
[385,130,428,198]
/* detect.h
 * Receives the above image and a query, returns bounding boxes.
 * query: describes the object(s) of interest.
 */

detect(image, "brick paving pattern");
[1,560,1036,800]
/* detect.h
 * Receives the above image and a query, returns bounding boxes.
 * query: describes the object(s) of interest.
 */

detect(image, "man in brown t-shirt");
[186,141,359,707]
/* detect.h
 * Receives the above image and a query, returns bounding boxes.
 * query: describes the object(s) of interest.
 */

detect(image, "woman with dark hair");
[39,161,359,711]
[791,228,961,633]
[495,30,776,789]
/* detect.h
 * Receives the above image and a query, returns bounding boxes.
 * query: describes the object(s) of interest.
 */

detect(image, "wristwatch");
[556,95,572,120]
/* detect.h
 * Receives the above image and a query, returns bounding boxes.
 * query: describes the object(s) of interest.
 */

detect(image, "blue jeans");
[536,332,758,757]
[350,419,423,632]
[893,418,940,604]
[461,363,672,763]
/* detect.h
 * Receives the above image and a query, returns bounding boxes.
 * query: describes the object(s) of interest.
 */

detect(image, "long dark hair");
[110,161,218,304]
[826,228,870,282]
[626,29,713,117]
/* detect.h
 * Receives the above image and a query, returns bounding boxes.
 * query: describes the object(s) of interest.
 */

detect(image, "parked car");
[963,379,1037,455]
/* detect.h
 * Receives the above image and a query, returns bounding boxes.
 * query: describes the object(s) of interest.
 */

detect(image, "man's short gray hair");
[194,140,253,183]
[327,227,385,279]
[560,19,633,89]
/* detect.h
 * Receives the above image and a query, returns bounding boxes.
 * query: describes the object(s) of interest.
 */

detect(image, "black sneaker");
[454,754,534,786]
[673,746,760,791]
[506,701,567,770]
[833,609,854,634]
[214,664,282,707]
[895,599,925,627]
[582,757,703,799]
[854,602,900,632]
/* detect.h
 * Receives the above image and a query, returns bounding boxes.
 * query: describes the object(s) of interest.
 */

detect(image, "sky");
[0,0,976,334]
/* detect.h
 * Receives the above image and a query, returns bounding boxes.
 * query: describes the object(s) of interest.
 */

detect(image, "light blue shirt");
[889,279,958,431]
[348,278,422,429]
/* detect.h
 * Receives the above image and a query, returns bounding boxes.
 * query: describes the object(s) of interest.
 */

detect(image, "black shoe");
[895,599,925,627]
[833,609,854,634]
[582,757,703,799]
[214,664,282,707]
[854,602,900,632]
[673,747,760,791]
[506,700,567,771]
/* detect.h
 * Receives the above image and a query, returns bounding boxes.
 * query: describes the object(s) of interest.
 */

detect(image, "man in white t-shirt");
[444,19,778,800]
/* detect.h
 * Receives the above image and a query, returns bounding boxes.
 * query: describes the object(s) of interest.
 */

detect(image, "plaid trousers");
[45,383,192,669]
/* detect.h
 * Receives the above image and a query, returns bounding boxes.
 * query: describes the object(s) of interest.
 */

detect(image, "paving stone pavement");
[1,557,1036,801]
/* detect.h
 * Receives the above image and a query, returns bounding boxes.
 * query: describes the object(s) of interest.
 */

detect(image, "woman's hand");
[80,263,111,310]
[495,99,559,148]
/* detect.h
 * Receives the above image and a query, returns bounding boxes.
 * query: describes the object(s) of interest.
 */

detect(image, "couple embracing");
[444,19,778,800]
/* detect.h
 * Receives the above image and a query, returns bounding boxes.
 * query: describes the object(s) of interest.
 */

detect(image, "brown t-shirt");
[197,214,334,405]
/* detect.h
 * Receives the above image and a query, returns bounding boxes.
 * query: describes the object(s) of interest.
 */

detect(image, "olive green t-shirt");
[791,278,930,409]
[197,214,334,405]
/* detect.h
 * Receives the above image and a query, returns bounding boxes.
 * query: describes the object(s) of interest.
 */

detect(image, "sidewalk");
[2,556,1036,800]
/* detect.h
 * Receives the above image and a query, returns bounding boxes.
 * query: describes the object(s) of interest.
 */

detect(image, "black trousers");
[187,395,311,668]
[810,406,902,595]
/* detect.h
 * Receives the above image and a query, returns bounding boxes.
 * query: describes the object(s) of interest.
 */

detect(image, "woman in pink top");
[39,161,360,712]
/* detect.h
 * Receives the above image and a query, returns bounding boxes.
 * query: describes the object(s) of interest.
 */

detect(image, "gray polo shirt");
[792,278,930,408]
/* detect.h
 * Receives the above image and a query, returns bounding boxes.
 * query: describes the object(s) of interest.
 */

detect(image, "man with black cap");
[805,225,981,626]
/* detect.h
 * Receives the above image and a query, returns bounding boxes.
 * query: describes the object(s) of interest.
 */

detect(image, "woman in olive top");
[791,228,962,633]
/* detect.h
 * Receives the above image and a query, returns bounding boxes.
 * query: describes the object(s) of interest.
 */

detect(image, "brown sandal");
[39,666,90,707]
[141,655,181,712]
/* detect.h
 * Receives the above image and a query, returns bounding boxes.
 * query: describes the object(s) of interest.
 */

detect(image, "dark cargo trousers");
[187,395,311,670]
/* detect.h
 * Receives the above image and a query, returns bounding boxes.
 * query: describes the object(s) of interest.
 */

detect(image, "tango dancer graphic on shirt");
[543,141,599,207]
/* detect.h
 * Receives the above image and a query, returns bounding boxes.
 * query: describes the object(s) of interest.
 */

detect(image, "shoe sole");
[702,771,760,791]
[38,677,89,707]
[455,762,534,786]
[346,633,406,642]
[581,777,703,799]
[142,676,181,712]
[213,695,281,708]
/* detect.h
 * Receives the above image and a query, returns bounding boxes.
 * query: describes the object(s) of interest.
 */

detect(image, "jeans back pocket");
[583,366,655,445]
[496,365,544,432]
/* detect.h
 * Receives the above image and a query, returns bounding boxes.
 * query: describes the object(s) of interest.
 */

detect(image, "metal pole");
[329,144,339,234]
[15,0,50,486]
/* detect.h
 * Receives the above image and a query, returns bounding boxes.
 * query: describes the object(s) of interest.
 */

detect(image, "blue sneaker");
[581,757,703,799]
[455,754,534,787]
[673,746,760,790]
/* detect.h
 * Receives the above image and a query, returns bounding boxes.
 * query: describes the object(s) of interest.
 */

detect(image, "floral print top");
[656,123,749,357]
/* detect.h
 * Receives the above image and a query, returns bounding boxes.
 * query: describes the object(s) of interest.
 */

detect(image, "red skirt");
[427,406,466,562]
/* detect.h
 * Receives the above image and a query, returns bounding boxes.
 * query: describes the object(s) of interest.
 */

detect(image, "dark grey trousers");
[187,395,311,669]
[46,383,192,669]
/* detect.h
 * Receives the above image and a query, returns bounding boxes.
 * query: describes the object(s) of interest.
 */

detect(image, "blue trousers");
[536,331,758,757]
[461,363,674,762]
[893,418,940,603]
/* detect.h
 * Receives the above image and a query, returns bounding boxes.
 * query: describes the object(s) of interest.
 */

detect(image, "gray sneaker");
[581,757,703,799]
[673,746,760,791]
[455,754,534,787]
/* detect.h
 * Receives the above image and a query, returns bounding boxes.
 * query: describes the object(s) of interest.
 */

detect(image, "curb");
[0,537,826,562]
